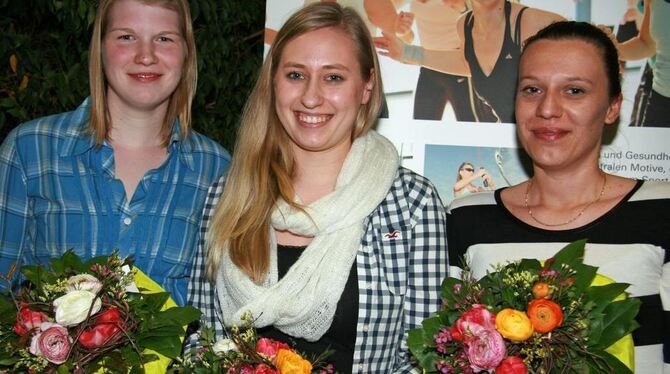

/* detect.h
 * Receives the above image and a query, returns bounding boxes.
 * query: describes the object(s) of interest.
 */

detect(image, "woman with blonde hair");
[187,3,447,372]
[0,0,230,306]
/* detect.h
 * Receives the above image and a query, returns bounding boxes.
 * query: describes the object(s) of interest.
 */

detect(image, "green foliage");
[408,241,639,374]
[0,0,265,151]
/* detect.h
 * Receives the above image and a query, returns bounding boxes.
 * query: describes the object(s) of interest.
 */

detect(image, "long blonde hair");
[88,0,197,146]
[206,2,383,283]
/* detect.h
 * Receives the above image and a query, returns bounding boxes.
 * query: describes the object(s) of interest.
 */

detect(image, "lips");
[128,73,162,82]
[295,111,332,127]
[531,127,569,142]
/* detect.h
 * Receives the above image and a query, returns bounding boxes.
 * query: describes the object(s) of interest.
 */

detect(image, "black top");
[447,180,670,368]
[259,244,358,373]
[463,1,527,123]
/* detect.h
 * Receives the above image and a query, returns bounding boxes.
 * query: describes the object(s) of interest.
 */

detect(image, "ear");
[604,94,623,125]
[360,69,375,105]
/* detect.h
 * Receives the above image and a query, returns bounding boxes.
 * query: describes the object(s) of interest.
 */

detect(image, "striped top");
[447,180,670,373]
[0,98,230,305]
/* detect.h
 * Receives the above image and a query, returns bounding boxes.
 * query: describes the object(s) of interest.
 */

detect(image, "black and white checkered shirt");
[186,167,448,373]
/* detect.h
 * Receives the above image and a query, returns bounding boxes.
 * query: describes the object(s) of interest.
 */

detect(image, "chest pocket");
[371,223,413,296]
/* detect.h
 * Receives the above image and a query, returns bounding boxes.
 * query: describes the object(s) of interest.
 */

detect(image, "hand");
[622,8,639,23]
[394,11,415,42]
[476,168,488,178]
[374,32,405,62]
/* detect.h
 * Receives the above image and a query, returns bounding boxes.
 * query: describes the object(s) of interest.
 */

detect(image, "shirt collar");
[60,98,96,157]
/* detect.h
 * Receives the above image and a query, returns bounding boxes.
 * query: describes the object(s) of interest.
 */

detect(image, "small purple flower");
[434,328,452,353]
[453,283,462,293]
[539,269,558,278]
[436,360,454,373]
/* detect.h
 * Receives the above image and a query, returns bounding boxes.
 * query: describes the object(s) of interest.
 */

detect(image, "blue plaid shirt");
[0,98,230,305]
[187,167,448,373]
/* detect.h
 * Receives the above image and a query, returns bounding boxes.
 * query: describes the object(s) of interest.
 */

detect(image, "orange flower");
[495,308,533,342]
[527,299,563,333]
[532,282,550,299]
[275,349,312,374]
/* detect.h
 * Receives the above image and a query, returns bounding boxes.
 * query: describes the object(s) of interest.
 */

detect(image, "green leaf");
[593,299,641,349]
[594,350,634,374]
[585,283,630,305]
[407,328,425,356]
[550,239,586,268]
[137,292,171,311]
[138,335,182,359]
[0,357,19,366]
[136,325,185,338]
[152,305,201,326]
[421,316,442,342]
[49,250,86,274]
[571,263,598,293]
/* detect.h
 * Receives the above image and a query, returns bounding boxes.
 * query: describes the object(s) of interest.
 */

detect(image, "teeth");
[136,73,156,79]
[299,114,329,124]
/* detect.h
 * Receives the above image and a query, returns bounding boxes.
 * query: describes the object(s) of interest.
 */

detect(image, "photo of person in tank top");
[374,0,563,123]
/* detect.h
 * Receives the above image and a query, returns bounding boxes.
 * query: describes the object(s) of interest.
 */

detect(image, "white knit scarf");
[216,130,400,341]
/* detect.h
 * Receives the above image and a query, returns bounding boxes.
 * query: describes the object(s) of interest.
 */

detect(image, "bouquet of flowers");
[0,251,201,373]
[408,240,640,373]
[175,311,333,374]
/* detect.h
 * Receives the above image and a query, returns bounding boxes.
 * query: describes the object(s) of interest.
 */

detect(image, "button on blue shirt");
[0,98,230,305]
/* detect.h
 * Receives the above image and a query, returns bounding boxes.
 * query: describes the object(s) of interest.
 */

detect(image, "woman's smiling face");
[515,38,621,172]
[273,27,373,159]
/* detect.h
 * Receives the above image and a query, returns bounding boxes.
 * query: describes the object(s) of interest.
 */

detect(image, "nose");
[134,41,157,65]
[300,78,323,109]
[536,90,562,119]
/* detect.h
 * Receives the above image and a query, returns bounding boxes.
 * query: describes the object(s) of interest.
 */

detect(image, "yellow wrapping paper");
[591,274,635,371]
[95,267,180,373]
[132,267,179,373]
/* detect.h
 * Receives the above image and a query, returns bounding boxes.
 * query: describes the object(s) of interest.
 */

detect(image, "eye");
[566,87,585,95]
[520,85,541,95]
[286,71,304,80]
[325,74,343,82]
[117,34,134,41]
[157,35,174,43]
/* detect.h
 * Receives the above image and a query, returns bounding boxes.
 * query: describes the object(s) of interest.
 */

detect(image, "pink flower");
[238,366,255,374]
[29,322,72,364]
[463,323,505,372]
[455,304,496,341]
[497,356,528,374]
[253,364,279,374]
[255,337,290,359]
[14,306,49,336]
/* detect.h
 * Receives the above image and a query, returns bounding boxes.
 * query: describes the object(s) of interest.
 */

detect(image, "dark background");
[0,0,266,152]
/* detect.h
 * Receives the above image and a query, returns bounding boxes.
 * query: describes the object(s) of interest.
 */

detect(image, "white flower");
[212,339,238,355]
[65,274,103,295]
[52,290,102,326]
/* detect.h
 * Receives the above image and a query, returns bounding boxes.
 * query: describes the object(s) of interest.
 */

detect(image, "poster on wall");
[265,0,670,206]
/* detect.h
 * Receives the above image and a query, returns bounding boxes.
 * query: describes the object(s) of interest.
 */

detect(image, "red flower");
[78,307,125,349]
[14,307,48,336]
[255,337,290,359]
[450,325,463,342]
[254,364,279,374]
[458,305,496,331]
[496,356,528,374]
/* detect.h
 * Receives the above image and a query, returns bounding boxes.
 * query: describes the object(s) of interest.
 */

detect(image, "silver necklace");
[524,173,607,227]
